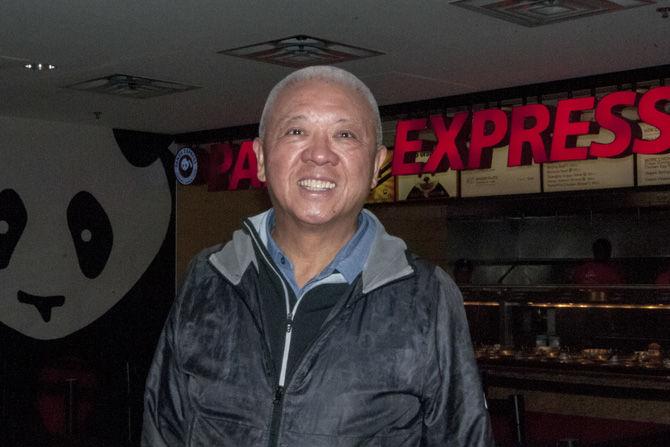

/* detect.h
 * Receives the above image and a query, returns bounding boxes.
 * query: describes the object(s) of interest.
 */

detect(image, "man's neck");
[272,214,358,289]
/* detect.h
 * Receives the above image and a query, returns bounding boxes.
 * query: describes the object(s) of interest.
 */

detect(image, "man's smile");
[297,178,336,191]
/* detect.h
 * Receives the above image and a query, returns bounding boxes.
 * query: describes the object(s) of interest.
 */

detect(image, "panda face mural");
[0,117,172,339]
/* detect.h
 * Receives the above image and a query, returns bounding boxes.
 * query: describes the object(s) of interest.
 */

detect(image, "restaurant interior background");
[175,66,670,447]
[2,1,670,446]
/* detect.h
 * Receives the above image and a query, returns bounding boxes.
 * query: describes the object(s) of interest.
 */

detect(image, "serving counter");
[464,285,670,400]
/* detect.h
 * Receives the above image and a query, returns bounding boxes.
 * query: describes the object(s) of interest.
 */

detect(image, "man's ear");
[370,145,388,188]
[252,138,266,182]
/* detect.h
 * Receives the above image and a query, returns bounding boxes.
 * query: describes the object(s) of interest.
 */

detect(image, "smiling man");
[142,66,493,447]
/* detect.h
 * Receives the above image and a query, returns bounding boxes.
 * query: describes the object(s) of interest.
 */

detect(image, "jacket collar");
[208,209,414,293]
[208,220,259,285]
[359,210,414,293]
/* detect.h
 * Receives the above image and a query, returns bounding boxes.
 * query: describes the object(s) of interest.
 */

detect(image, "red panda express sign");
[184,86,670,191]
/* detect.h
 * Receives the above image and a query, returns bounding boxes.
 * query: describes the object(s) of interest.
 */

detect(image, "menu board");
[543,129,635,192]
[543,157,635,192]
[636,123,670,186]
[461,145,541,197]
[396,151,457,201]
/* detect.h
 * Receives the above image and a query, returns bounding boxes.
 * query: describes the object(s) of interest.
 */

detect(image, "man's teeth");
[298,179,336,191]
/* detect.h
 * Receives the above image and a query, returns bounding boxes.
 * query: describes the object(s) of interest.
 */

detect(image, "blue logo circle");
[174,147,198,185]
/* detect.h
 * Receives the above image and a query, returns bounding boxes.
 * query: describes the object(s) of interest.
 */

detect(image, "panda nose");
[17,290,65,322]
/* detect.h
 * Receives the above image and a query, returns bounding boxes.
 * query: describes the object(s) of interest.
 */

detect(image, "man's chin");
[292,209,354,229]
[297,213,337,227]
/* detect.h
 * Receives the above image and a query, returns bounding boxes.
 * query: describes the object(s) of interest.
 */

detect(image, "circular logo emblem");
[174,147,198,185]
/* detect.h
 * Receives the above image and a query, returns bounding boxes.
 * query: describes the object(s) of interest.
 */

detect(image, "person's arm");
[421,267,494,447]
[141,267,193,446]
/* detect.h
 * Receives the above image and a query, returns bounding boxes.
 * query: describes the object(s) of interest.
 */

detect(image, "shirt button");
[280,256,286,265]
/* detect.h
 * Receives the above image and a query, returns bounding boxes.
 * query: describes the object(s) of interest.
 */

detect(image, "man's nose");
[301,133,339,166]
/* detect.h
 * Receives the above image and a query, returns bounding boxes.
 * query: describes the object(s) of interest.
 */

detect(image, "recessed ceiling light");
[24,62,56,71]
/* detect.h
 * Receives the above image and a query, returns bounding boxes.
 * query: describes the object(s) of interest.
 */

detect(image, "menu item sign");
[396,151,457,200]
[637,154,670,186]
[636,122,670,186]
[461,146,541,197]
[543,156,634,192]
[542,125,633,192]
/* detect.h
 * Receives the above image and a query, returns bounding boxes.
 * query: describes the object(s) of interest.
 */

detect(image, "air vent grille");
[452,0,655,27]
[219,35,383,68]
[66,74,199,99]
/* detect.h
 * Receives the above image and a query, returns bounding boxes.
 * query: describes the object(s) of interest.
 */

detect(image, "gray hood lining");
[207,210,269,284]
[208,209,414,292]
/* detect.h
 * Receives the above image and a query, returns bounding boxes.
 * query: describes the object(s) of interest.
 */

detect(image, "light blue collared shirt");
[262,209,376,298]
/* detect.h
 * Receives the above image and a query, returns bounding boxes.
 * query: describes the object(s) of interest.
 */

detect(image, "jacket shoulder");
[405,252,453,283]
[405,252,462,302]
[181,243,226,282]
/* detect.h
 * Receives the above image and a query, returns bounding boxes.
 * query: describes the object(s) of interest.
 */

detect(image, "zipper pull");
[286,315,293,333]
[273,385,285,404]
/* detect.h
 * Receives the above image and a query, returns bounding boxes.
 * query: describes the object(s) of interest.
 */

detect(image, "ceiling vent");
[218,35,384,68]
[452,0,655,27]
[66,74,199,99]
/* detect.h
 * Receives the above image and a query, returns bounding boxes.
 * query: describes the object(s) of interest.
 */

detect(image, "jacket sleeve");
[141,263,195,446]
[421,267,494,447]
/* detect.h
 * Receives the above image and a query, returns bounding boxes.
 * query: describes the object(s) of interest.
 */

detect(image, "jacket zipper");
[267,311,297,447]
[277,314,292,386]
[243,222,300,447]
[268,384,285,446]
[268,287,328,447]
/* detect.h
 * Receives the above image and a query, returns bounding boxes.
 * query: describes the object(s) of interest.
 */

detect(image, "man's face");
[254,79,386,230]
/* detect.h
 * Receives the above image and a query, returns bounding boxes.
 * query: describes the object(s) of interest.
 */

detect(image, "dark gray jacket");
[142,212,493,446]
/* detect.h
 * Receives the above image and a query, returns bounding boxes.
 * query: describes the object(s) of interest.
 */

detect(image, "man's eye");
[337,131,355,139]
[286,128,304,136]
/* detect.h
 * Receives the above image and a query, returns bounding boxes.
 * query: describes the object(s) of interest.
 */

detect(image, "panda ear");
[113,129,174,167]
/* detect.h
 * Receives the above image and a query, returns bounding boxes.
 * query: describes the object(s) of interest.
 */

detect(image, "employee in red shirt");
[655,263,670,285]
[573,238,625,285]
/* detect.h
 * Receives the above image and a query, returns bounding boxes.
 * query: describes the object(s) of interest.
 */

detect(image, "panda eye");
[0,189,28,270]
[80,229,92,242]
[67,191,113,279]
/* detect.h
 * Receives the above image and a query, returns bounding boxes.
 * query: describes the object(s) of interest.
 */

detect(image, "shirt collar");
[262,209,376,296]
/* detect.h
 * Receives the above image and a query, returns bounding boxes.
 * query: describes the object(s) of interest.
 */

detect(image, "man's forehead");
[284,79,360,100]
[271,80,372,120]
[279,114,362,125]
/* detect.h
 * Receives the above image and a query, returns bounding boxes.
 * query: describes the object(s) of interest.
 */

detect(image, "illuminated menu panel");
[396,151,457,200]
[543,156,635,192]
[543,127,635,192]
[636,123,670,186]
[461,145,541,197]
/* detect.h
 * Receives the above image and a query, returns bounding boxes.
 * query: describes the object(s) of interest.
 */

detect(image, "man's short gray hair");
[258,65,383,147]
